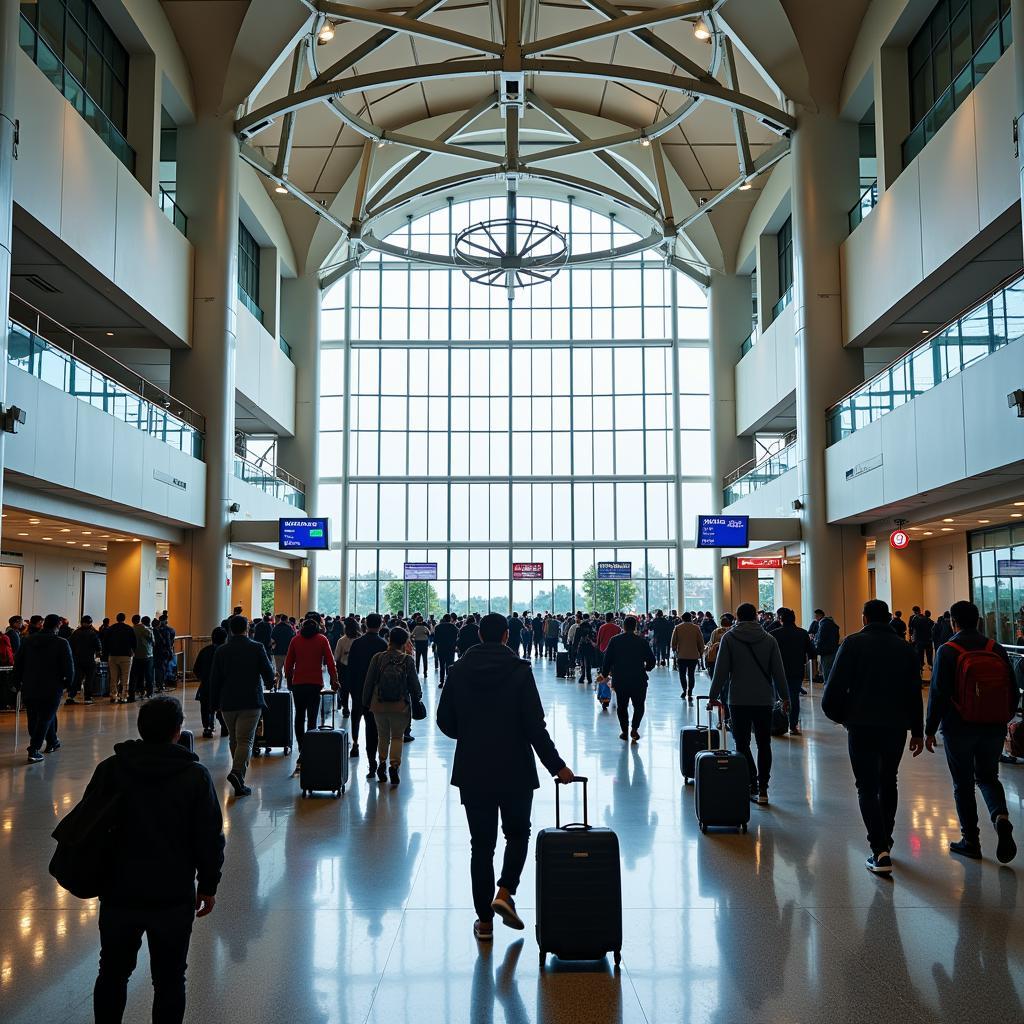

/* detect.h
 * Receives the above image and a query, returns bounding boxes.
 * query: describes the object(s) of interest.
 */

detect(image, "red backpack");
[947,640,1013,725]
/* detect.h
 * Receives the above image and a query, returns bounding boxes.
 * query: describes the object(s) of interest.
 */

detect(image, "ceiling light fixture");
[639,136,650,148]
[1014,502,1024,507]
[274,184,287,194]
[923,531,934,535]
[693,17,711,40]
[17,532,27,536]
[942,518,954,522]
[82,531,92,535]
[978,519,990,523]
[941,527,954,532]
[317,22,335,43]
[105,331,114,337]
[738,181,752,191]
[41,536,52,541]
[1013,513,1023,519]
[60,528,70,533]
[921,329,929,334]
[66,540,75,545]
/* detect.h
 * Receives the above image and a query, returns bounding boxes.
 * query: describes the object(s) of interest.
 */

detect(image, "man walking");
[437,613,574,941]
[347,612,388,774]
[104,613,137,704]
[821,600,924,874]
[14,613,74,763]
[925,600,1017,863]
[599,615,656,742]
[270,613,295,689]
[772,608,816,735]
[708,603,789,806]
[813,609,841,682]
[67,615,102,705]
[433,613,458,687]
[82,696,224,1024]
[210,615,275,797]
[670,612,704,703]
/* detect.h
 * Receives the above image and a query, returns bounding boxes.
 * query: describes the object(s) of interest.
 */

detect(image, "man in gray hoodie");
[708,602,790,805]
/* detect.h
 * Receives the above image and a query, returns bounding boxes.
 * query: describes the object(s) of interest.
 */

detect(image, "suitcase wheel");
[741,823,748,834]
[614,950,621,968]
[253,747,262,757]
[285,746,292,755]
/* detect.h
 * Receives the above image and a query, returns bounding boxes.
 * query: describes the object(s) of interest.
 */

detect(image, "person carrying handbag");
[362,627,423,787]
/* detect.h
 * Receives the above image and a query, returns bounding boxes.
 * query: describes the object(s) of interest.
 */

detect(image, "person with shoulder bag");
[362,626,423,787]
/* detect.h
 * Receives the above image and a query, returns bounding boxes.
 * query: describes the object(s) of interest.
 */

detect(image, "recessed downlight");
[17,532,27,536]
[923,531,934,535]
[60,529,70,533]
[942,518,954,523]
[41,536,52,541]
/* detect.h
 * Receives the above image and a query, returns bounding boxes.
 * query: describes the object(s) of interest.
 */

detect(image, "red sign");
[513,562,544,580]
[737,557,783,569]
[890,529,910,550]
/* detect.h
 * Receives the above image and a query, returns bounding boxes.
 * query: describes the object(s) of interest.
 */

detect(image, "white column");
[669,271,685,612]
[170,111,240,634]
[0,0,17,544]
[1014,0,1024,223]
[791,109,865,630]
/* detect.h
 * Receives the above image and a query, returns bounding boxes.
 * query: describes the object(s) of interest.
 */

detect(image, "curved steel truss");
[237,0,794,276]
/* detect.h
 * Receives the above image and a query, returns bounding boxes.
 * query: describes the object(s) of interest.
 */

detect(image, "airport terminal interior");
[0,0,1023,1021]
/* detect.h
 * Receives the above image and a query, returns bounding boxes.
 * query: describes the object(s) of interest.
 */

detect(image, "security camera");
[1,405,26,433]
[228,502,241,514]
[1008,389,1024,417]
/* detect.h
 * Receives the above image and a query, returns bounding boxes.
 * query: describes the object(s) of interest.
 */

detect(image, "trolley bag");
[300,728,349,797]
[93,661,110,697]
[680,696,720,783]
[770,700,789,736]
[556,652,570,678]
[694,718,750,834]
[536,776,622,968]
[177,729,195,753]
[258,690,294,754]
[319,689,337,728]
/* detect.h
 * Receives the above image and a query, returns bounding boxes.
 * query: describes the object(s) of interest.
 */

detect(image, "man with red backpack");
[926,600,1018,863]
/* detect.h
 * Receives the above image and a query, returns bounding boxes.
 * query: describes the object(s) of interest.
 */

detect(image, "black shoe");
[236,783,252,797]
[403,732,414,743]
[203,729,214,738]
[126,696,136,703]
[26,750,43,764]
[866,852,893,874]
[83,699,94,705]
[995,818,1017,864]
[350,743,360,759]
[376,762,387,783]
[949,838,982,860]
[389,765,400,787]
[44,740,61,753]
[64,698,77,705]
[342,708,350,718]
[366,762,378,780]
[799,688,808,696]
[227,770,245,796]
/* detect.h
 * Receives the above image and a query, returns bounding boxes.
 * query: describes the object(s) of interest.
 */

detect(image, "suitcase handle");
[696,696,724,748]
[555,775,589,830]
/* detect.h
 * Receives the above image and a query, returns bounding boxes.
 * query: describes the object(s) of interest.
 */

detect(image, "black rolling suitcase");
[536,777,622,968]
[694,712,750,834]
[300,693,348,797]
[258,690,294,755]
[556,652,570,678]
[680,696,720,783]
[177,729,195,753]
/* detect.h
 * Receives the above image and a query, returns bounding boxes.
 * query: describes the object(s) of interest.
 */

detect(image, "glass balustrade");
[723,437,798,506]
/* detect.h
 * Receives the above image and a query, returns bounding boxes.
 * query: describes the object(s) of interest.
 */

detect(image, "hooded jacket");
[436,642,565,796]
[708,620,789,707]
[271,621,296,655]
[284,620,338,688]
[79,739,224,906]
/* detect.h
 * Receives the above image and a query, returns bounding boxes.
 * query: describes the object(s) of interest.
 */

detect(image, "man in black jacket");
[651,610,673,666]
[911,608,935,671]
[433,613,459,687]
[773,608,817,736]
[67,615,103,704]
[85,696,224,1024]
[346,613,388,773]
[822,600,924,874]
[270,614,295,688]
[437,613,574,941]
[599,615,656,741]
[252,612,273,659]
[14,613,74,763]
[925,600,1017,863]
[210,615,274,796]
[103,612,138,704]
[457,614,481,656]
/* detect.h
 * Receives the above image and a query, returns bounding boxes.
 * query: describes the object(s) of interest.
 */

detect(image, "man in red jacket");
[596,611,622,653]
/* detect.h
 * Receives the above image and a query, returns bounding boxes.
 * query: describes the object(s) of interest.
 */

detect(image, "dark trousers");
[131,656,155,698]
[292,684,321,752]
[729,704,773,790]
[942,727,1009,841]
[654,641,669,664]
[94,900,194,1024]
[437,648,455,685]
[26,694,61,752]
[462,790,534,922]
[415,641,429,675]
[915,642,933,669]
[577,645,593,683]
[787,676,803,729]
[521,633,532,656]
[197,697,227,735]
[351,699,378,761]
[70,660,95,700]
[847,726,906,854]
[616,690,647,734]
[545,637,557,657]
[678,659,698,695]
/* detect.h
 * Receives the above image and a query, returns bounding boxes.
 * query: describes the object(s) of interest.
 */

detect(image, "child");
[596,674,612,711]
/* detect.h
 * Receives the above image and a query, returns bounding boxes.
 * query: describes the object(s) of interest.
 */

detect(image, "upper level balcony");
[723,432,797,507]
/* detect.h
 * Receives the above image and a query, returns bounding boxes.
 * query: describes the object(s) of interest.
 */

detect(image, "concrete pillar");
[278,272,322,604]
[105,541,158,620]
[708,272,755,616]
[0,0,18,549]
[873,538,923,620]
[127,53,160,196]
[298,562,313,616]
[874,48,910,193]
[781,561,802,621]
[231,563,262,619]
[791,109,865,630]
[274,566,298,618]
[170,111,240,635]
[167,540,193,636]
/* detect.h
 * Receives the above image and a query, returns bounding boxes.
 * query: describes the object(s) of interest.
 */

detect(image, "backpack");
[1007,720,1024,760]
[947,640,1014,725]
[49,782,126,898]
[706,639,721,667]
[376,653,408,702]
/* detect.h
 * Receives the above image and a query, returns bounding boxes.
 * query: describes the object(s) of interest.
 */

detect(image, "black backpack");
[376,653,408,702]
[49,780,127,899]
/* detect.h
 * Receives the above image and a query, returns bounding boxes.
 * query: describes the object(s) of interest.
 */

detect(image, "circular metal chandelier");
[453,217,569,291]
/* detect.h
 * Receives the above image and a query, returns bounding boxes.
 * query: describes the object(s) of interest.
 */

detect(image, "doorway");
[0,564,23,622]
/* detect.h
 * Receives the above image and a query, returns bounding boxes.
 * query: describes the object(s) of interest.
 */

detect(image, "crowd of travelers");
[5,593,1022,1023]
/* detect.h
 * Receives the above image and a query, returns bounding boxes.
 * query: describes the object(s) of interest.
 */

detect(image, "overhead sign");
[513,562,544,580]
[597,561,632,580]
[696,515,750,549]
[404,562,437,581]
[997,558,1024,578]
[737,557,782,569]
[889,529,910,550]
[278,518,329,551]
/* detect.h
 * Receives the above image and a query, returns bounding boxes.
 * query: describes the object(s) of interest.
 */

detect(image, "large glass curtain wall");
[317,198,714,616]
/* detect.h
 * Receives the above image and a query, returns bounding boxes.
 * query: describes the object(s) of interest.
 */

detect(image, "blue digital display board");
[278,518,329,551]
[696,515,749,549]
[597,561,632,580]
[404,562,438,581]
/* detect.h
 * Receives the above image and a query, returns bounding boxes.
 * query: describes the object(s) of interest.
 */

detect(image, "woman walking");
[334,617,359,718]
[284,617,339,769]
[362,626,422,787]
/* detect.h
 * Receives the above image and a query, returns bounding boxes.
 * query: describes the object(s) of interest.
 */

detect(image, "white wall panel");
[961,338,1024,477]
[722,467,799,519]
[734,301,795,435]
[913,380,967,491]
[33,382,77,487]
[12,57,64,236]
[973,55,1018,228]
[879,400,918,502]
[4,370,39,476]
[235,303,297,435]
[73,401,116,497]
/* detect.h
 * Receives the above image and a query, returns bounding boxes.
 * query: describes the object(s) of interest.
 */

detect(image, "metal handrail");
[9,293,206,433]
[158,184,188,237]
[723,430,798,487]
[233,452,305,493]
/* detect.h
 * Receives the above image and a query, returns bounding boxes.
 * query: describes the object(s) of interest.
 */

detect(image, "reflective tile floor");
[2,659,1023,1023]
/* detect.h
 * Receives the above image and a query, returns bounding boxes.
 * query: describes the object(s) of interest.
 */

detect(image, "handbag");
[411,698,427,721]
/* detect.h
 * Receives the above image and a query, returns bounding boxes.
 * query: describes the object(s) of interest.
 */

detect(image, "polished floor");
[2,656,1022,1024]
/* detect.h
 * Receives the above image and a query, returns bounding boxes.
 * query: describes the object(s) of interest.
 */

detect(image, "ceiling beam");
[272,39,308,181]
[523,2,712,56]
[317,2,503,55]
[721,36,753,178]
[364,168,506,224]
[383,130,506,164]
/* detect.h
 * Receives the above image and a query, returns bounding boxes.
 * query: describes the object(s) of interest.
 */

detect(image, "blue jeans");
[942,727,1008,842]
